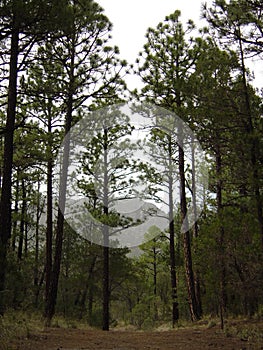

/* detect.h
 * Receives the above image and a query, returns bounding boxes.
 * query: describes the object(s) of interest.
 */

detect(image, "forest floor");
[8,319,263,350]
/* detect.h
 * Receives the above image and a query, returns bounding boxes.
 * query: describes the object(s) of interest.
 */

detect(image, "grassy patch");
[0,310,95,349]
[224,320,263,343]
[0,310,43,350]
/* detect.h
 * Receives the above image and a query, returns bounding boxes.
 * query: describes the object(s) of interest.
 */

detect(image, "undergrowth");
[0,310,262,350]
[224,323,263,342]
[0,310,40,350]
[0,310,97,349]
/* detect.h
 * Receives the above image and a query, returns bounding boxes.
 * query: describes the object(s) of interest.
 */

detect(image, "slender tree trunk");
[178,129,200,321]
[18,179,26,260]
[62,240,70,319]
[12,177,19,251]
[102,127,110,331]
[215,144,227,330]
[34,180,41,307]
[24,216,28,258]
[191,138,202,317]
[168,136,179,327]
[0,24,19,314]
[88,289,94,323]
[79,255,97,320]
[44,32,75,325]
[44,96,72,324]
[45,110,53,303]
[35,266,46,308]
[103,244,109,330]
[153,245,158,321]
[14,182,26,308]
[238,34,263,248]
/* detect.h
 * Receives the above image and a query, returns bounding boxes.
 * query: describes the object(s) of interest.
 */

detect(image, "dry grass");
[1,312,263,350]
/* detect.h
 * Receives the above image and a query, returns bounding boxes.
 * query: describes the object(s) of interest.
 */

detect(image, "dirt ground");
[9,321,263,350]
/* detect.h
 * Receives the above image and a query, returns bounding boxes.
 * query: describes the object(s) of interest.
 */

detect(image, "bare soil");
[10,321,263,350]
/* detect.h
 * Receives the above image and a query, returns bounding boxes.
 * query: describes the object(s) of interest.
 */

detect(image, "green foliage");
[203,0,263,57]
[136,10,203,118]
[0,0,262,331]
[131,301,153,329]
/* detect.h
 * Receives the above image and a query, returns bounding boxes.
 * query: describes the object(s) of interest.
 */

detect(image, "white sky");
[97,0,210,89]
[97,0,208,62]
[97,0,262,90]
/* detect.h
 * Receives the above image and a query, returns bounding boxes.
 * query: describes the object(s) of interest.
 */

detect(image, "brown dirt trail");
[10,323,263,350]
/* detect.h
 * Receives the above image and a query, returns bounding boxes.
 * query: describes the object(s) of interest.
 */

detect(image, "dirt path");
[10,324,262,350]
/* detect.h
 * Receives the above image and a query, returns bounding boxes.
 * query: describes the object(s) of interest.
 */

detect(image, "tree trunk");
[44,102,72,324]
[153,245,158,321]
[34,180,41,307]
[178,130,200,321]
[79,255,97,320]
[18,179,26,260]
[35,266,46,309]
[0,24,19,315]
[102,244,109,330]
[168,136,179,327]
[102,127,110,331]
[24,215,28,258]
[191,138,203,317]
[215,144,227,330]
[44,32,75,325]
[88,289,94,323]
[238,34,263,248]
[12,177,19,251]
[45,111,53,303]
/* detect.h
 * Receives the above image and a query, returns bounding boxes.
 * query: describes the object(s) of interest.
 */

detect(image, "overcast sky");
[97,0,262,90]
[97,0,209,61]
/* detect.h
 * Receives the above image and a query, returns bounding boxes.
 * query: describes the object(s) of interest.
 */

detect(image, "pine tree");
[75,105,137,330]
[203,0,263,249]
[38,0,127,325]
[135,10,204,322]
[0,0,69,315]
